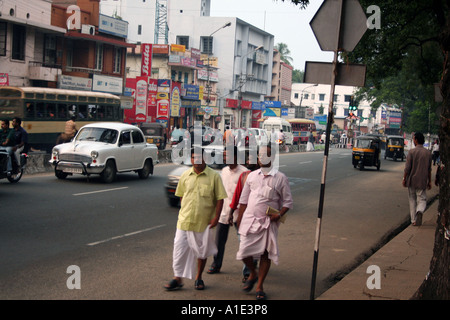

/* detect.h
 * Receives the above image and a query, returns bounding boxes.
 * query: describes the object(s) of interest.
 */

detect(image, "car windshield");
[76,127,119,144]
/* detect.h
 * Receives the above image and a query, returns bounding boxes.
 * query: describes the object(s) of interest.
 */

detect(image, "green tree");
[275,42,293,65]
[292,69,304,83]
[282,0,449,299]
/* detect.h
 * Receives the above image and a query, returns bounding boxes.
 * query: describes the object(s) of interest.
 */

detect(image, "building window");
[113,47,122,73]
[319,94,325,101]
[303,93,309,100]
[177,36,189,49]
[344,95,351,102]
[95,43,103,71]
[12,24,26,60]
[137,25,142,35]
[200,36,213,54]
[0,22,6,56]
[44,35,57,65]
[294,93,299,99]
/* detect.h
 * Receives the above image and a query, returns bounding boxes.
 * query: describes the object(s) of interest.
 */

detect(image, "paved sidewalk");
[317,199,438,300]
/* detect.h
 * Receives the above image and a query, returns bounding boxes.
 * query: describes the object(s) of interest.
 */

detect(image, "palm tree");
[275,42,293,66]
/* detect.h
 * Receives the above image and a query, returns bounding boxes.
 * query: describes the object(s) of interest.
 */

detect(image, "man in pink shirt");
[236,145,293,300]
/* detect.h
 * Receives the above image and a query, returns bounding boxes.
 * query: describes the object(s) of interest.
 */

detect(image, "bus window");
[46,103,56,118]
[26,102,35,118]
[105,105,114,119]
[57,104,67,119]
[78,104,88,119]
[36,102,45,118]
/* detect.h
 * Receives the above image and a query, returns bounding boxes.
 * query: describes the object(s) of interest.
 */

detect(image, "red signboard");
[141,43,152,76]
[226,98,252,109]
[0,73,9,86]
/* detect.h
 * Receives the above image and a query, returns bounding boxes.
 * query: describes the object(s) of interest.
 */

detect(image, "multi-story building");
[0,0,133,93]
[267,49,292,107]
[51,0,134,94]
[169,16,274,129]
[291,83,374,134]
[103,0,274,130]
[0,0,66,87]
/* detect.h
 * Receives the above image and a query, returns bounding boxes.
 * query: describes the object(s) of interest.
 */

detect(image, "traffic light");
[349,95,358,113]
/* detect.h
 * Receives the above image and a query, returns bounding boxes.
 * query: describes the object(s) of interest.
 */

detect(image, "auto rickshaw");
[352,136,381,171]
[384,135,405,161]
[139,122,166,150]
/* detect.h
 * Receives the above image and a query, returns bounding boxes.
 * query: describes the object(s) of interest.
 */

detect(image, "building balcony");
[28,61,62,82]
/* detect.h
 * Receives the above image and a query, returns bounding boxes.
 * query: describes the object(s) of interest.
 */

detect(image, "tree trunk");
[412,12,450,300]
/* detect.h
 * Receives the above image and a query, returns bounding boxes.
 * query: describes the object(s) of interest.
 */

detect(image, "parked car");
[50,122,158,183]
[139,122,166,150]
[165,145,224,207]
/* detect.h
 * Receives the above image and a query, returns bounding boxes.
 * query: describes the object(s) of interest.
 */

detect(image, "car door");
[131,129,146,168]
[116,130,134,170]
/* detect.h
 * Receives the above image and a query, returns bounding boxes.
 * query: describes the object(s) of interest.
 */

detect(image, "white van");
[262,117,293,145]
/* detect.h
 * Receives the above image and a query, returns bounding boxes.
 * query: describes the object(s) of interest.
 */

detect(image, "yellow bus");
[0,86,122,152]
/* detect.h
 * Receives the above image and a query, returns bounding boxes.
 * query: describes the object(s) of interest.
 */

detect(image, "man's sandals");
[194,279,205,290]
[242,277,258,292]
[164,279,183,291]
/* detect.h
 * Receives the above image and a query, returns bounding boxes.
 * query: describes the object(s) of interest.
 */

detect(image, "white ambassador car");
[50,122,158,183]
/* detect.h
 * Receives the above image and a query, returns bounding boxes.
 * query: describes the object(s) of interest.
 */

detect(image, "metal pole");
[310,0,343,300]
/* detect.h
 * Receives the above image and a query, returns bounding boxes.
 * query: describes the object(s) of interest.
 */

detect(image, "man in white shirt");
[236,145,293,300]
[207,146,248,274]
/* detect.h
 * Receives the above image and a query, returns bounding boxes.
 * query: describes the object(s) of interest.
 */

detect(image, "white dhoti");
[172,227,217,279]
[236,221,280,265]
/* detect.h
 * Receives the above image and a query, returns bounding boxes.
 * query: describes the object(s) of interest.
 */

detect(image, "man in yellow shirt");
[165,147,227,291]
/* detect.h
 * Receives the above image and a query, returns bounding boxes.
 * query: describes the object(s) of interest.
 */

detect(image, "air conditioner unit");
[81,24,95,35]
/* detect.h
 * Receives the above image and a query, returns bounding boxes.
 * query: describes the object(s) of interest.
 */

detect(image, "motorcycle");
[0,148,27,183]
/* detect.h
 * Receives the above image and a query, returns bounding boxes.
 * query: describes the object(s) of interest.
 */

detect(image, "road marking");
[299,161,312,165]
[73,187,129,196]
[87,224,166,246]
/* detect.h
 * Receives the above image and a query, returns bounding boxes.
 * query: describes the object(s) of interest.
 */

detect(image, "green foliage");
[345,0,445,134]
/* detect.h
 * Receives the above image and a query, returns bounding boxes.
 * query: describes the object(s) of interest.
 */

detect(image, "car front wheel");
[101,160,116,183]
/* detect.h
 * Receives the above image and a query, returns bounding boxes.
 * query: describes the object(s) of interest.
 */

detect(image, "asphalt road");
[0,148,416,300]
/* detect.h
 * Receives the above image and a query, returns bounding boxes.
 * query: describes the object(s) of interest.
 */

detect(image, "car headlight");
[91,151,99,159]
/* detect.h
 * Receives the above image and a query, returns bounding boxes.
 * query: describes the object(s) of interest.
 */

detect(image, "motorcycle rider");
[0,119,15,172]
[12,117,28,172]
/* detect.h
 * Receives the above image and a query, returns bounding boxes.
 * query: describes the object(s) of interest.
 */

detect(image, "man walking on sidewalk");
[403,132,432,226]
[164,147,227,291]
[236,145,293,299]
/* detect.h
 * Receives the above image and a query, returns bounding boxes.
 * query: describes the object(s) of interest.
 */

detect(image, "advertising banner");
[157,92,170,118]
[135,76,148,122]
[0,73,9,86]
[147,78,158,120]
[171,82,181,117]
[141,43,153,76]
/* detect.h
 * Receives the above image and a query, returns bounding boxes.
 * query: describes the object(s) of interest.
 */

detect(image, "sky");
[210,0,334,71]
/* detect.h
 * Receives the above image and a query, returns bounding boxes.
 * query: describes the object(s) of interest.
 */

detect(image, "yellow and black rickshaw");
[352,136,381,171]
[384,135,405,161]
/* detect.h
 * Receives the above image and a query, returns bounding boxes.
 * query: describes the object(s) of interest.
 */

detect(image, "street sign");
[310,0,368,52]
[304,61,366,87]
[308,0,368,301]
